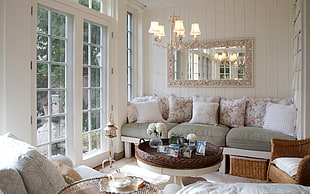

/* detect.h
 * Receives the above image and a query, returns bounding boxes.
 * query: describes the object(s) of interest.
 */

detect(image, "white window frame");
[33,0,112,166]
[36,5,71,158]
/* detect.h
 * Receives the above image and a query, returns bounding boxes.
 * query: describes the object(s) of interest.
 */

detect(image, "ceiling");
[135,0,189,9]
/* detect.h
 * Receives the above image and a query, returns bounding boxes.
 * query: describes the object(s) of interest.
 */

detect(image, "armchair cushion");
[272,157,302,177]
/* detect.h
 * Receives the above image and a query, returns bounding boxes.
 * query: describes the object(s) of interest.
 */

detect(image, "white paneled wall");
[141,0,293,99]
[292,0,302,139]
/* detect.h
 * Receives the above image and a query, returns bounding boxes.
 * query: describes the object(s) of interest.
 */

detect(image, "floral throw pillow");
[158,96,169,120]
[245,97,272,127]
[167,96,193,123]
[219,98,246,128]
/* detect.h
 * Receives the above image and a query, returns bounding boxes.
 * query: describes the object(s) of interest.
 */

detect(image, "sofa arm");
[74,165,105,179]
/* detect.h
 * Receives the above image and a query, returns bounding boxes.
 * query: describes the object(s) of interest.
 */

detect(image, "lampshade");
[190,23,201,35]
[148,21,160,33]
[156,25,165,37]
[104,121,117,138]
[174,20,185,35]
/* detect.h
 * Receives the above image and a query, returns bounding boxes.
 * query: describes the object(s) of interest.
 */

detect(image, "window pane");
[83,89,89,110]
[52,141,66,156]
[51,64,65,88]
[37,118,48,145]
[91,46,100,66]
[127,67,132,84]
[37,35,48,61]
[51,38,65,62]
[83,45,89,65]
[91,67,100,87]
[91,89,100,108]
[83,67,88,87]
[37,63,48,88]
[91,24,100,45]
[83,112,89,132]
[92,0,101,11]
[51,12,66,37]
[51,116,66,141]
[82,134,89,153]
[37,7,48,34]
[91,110,100,130]
[79,0,89,7]
[91,131,101,150]
[83,22,88,42]
[37,91,48,116]
[51,90,66,114]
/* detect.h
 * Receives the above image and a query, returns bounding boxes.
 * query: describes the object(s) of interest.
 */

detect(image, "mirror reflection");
[168,38,254,87]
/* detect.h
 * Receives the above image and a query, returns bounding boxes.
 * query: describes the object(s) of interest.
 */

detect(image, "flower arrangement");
[186,134,197,141]
[147,122,167,137]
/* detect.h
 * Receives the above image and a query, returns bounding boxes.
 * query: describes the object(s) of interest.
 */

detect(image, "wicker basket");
[229,155,268,180]
[135,138,222,169]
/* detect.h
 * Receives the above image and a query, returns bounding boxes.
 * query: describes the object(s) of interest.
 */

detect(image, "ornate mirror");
[167,38,254,87]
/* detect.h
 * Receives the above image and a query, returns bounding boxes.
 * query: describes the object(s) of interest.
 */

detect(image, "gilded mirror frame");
[167,38,254,87]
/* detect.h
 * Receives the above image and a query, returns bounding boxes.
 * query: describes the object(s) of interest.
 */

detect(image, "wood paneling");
[142,0,293,99]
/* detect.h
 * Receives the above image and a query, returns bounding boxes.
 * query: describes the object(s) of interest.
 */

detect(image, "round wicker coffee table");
[135,139,223,186]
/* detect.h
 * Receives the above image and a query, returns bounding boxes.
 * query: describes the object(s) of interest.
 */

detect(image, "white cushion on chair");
[272,157,302,177]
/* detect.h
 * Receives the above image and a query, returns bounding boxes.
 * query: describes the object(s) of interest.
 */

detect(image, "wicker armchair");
[267,138,310,186]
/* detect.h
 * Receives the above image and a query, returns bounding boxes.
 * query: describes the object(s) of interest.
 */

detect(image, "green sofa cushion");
[121,122,178,139]
[168,122,230,146]
[226,127,296,151]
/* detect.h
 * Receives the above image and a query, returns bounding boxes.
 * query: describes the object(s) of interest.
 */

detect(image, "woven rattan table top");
[135,139,223,169]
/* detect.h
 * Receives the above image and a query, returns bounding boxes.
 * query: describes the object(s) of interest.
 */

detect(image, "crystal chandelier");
[148,15,201,50]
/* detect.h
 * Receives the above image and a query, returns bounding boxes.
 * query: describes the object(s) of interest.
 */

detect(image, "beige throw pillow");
[190,102,219,125]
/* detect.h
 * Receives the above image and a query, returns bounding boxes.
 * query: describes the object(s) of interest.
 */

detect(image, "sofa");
[121,94,297,174]
[0,132,104,194]
[163,182,310,194]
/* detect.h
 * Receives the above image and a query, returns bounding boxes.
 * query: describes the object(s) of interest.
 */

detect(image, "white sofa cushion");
[263,103,297,137]
[272,157,302,177]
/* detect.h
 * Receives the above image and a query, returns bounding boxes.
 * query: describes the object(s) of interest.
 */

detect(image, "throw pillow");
[15,149,67,194]
[190,102,219,125]
[272,157,302,177]
[245,97,272,127]
[192,95,220,103]
[51,160,82,184]
[135,100,164,123]
[167,96,193,123]
[219,98,246,128]
[127,95,159,123]
[263,103,297,137]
